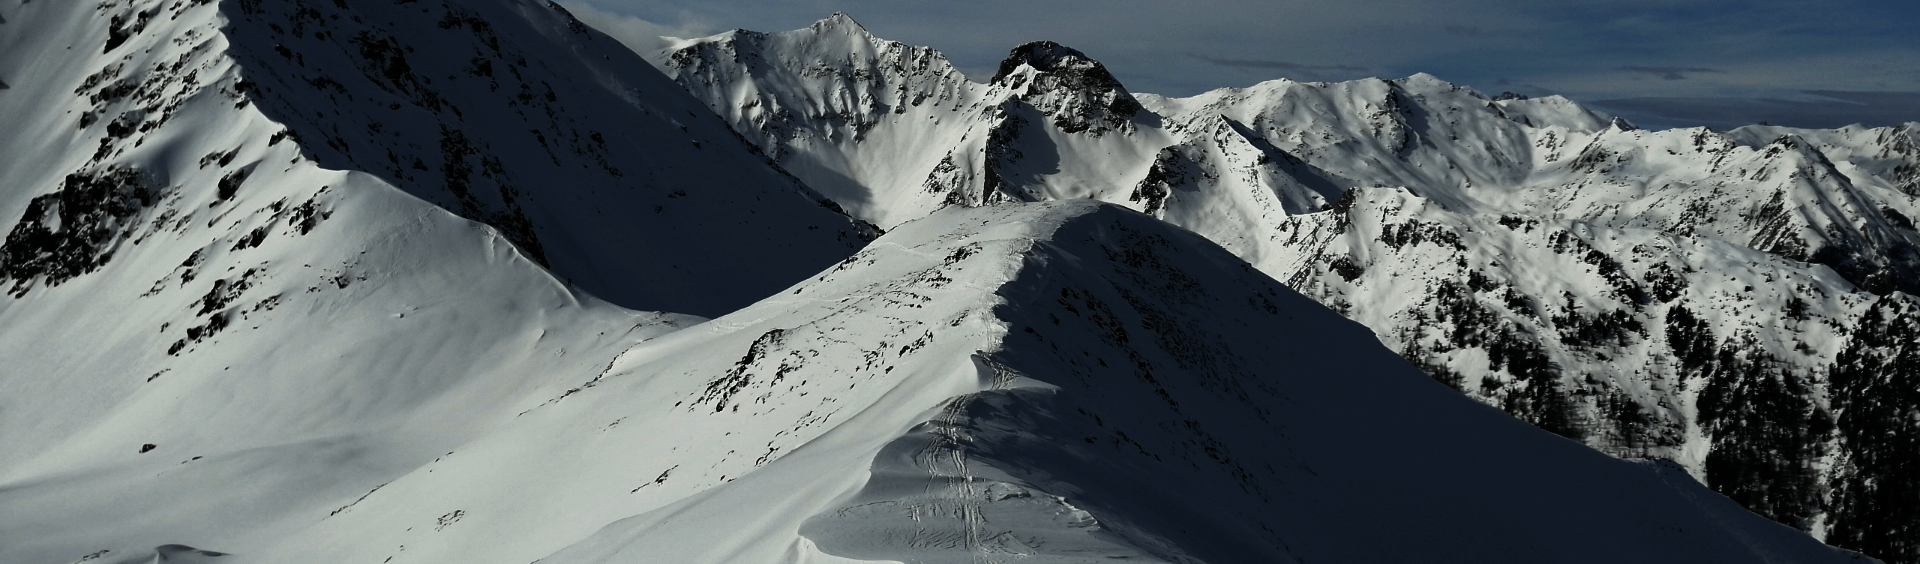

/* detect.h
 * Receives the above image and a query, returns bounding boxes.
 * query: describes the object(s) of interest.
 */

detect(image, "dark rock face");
[989,41,1118,86]
[1,168,153,296]
[990,41,1141,136]
[223,0,559,265]
[1129,147,1191,215]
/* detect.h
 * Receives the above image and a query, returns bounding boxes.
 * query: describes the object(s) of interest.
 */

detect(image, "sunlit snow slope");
[0,1,1895,563]
[649,15,1920,560]
[0,0,852,561]
[12,195,1874,562]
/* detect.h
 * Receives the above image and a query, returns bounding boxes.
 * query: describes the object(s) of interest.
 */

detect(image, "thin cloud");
[1444,25,1523,37]
[1616,66,1726,80]
[1802,90,1920,110]
[1191,54,1367,74]
[1592,93,1920,130]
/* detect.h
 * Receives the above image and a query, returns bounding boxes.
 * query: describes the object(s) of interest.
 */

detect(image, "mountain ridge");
[0,0,860,560]
[0,2,1905,562]
[506,200,1871,564]
[647,14,1920,560]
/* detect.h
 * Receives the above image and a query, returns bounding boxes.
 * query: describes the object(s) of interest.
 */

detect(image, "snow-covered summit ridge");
[809,11,869,35]
[656,12,1920,302]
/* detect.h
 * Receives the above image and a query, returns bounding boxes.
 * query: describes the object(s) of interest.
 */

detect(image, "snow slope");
[9,196,1872,563]
[2,0,873,317]
[531,201,1869,564]
[0,0,876,456]
[0,0,850,560]
[648,16,1920,560]
[0,2,1895,563]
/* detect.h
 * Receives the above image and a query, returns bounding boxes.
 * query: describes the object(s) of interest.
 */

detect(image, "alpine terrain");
[649,13,1920,562]
[0,1,1894,563]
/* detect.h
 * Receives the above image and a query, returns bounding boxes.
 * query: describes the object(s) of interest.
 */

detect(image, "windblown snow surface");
[650,14,1920,562]
[0,1,1890,563]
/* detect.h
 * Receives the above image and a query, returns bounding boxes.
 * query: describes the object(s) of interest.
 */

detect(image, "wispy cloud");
[1190,54,1367,75]
[1802,90,1920,109]
[1616,66,1726,80]
[1443,25,1523,37]
[1591,90,1920,130]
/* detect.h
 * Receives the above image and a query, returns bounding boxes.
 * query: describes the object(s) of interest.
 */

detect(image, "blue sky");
[563,0,1919,130]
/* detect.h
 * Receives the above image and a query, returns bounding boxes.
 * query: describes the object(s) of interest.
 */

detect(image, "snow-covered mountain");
[8,0,873,318]
[0,1,1896,563]
[650,14,1920,561]
[1,179,1872,562]
[0,0,846,559]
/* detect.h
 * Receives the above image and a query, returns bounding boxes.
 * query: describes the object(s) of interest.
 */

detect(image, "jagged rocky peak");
[1889,123,1920,196]
[991,41,1115,83]
[990,41,1142,135]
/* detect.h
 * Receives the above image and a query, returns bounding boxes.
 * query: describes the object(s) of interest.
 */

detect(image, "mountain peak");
[991,41,1113,85]
[810,12,870,35]
[989,41,1141,135]
[1398,72,1452,88]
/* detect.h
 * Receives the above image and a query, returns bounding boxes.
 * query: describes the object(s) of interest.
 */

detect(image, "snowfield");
[0,0,1900,563]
